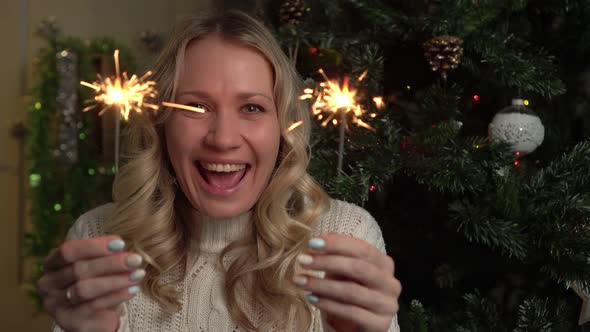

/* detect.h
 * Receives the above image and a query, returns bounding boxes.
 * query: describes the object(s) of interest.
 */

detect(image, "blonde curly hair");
[105,10,330,331]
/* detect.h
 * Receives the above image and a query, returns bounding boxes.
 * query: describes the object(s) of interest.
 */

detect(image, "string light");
[473,95,480,101]
[29,174,41,187]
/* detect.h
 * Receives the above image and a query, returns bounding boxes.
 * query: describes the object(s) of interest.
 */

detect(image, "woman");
[37,10,401,332]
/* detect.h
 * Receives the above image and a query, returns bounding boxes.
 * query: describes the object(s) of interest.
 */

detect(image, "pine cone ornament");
[423,35,464,80]
[279,0,309,25]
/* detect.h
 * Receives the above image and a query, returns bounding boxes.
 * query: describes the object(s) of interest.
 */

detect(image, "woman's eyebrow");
[237,92,274,103]
[177,90,273,103]
[176,91,213,100]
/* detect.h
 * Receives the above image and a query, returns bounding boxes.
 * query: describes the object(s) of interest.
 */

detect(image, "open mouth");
[195,161,249,190]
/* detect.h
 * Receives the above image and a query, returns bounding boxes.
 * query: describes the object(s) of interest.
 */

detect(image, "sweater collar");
[188,209,253,255]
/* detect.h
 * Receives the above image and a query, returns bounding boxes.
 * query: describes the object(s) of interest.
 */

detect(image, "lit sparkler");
[80,49,158,171]
[80,50,159,121]
[299,68,375,132]
[300,69,383,175]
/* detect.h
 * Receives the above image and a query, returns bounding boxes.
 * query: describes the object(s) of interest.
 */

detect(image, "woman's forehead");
[178,36,275,95]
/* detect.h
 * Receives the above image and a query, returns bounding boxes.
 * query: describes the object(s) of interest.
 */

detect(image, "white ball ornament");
[488,99,545,155]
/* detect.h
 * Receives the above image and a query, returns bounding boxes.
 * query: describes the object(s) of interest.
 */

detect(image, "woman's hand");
[294,234,401,332]
[37,236,145,332]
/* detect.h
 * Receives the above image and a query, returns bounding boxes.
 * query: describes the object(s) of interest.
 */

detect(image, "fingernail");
[128,285,141,295]
[297,254,313,265]
[293,275,308,286]
[307,294,319,303]
[129,269,146,281]
[107,239,125,252]
[309,238,325,249]
[126,254,143,268]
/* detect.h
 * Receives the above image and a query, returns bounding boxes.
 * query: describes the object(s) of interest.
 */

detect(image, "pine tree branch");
[464,33,566,97]
[457,292,503,332]
[514,297,570,332]
[449,200,528,259]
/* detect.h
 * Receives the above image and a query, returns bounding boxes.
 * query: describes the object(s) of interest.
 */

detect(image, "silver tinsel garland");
[54,49,80,164]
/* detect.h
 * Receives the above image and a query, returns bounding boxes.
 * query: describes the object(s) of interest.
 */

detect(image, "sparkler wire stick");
[115,109,120,172]
[337,111,346,176]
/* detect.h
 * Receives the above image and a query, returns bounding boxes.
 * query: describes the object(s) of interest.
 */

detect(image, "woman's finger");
[309,234,394,273]
[54,306,120,332]
[44,236,125,270]
[298,254,398,294]
[75,286,139,316]
[39,252,143,291]
[294,274,395,315]
[304,293,396,332]
[66,270,145,305]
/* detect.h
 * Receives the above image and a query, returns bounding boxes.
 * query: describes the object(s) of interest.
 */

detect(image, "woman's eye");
[243,104,265,113]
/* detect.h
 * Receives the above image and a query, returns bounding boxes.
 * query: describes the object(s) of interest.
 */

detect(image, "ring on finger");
[65,288,75,306]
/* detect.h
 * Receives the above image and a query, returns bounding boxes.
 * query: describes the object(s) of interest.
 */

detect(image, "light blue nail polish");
[309,238,325,249]
[107,239,125,252]
[128,286,141,295]
[129,269,146,281]
[307,294,319,303]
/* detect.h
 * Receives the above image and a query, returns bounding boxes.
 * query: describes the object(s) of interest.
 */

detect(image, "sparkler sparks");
[161,101,206,113]
[80,50,158,121]
[372,96,385,110]
[300,69,376,132]
[287,120,304,132]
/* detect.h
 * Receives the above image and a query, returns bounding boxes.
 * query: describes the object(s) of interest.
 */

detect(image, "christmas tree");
[267,0,590,330]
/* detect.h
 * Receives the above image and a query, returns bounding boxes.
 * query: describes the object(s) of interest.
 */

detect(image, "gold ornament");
[423,35,464,80]
[279,0,309,25]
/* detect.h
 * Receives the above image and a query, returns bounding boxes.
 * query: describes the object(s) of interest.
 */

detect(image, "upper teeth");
[201,162,246,172]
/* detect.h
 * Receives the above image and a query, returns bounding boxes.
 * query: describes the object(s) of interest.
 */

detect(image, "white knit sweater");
[53,199,400,332]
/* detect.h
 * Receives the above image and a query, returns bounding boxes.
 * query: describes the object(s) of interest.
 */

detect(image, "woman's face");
[165,35,281,219]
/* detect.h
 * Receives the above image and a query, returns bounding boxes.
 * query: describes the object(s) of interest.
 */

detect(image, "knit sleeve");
[51,204,131,332]
[319,200,401,332]
[352,207,387,253]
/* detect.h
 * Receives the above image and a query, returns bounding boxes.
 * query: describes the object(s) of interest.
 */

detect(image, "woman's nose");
[204,112,242,151]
